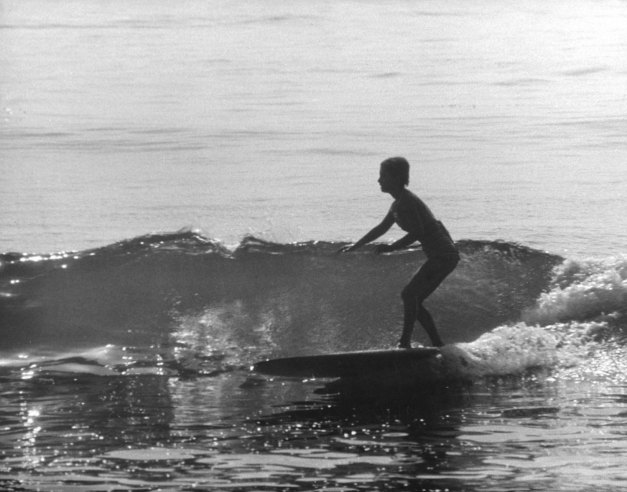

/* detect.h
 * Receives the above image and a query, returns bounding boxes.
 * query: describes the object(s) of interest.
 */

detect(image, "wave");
[1,231,625,381]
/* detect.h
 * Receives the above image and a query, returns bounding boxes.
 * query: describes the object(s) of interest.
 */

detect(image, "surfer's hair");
[381,157,410,186]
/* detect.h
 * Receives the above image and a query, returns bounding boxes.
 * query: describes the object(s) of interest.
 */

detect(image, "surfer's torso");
[389,189,458,259]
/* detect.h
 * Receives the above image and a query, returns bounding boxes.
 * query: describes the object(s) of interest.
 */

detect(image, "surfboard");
[253,347,440,378]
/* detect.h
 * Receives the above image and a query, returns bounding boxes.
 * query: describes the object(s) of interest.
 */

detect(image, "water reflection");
[2,369,626,491]
[1,374,174,461]
[1,368,475,490]
[173,372,481,490]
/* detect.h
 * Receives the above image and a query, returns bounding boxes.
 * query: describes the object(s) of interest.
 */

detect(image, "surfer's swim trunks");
[389,190,459,261]
[405,222,459,300]
[421,220,459,260]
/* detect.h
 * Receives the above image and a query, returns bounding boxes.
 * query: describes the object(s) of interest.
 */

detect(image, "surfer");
[339,157,459,348]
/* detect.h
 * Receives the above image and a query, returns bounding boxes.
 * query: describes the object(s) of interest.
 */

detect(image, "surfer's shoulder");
[395,189,422,210]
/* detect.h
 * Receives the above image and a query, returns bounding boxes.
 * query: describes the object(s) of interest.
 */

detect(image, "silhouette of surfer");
[339,157,459,348]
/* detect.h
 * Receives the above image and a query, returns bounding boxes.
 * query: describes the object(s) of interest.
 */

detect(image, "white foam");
[524,256,627,326]
[440,324,560,378]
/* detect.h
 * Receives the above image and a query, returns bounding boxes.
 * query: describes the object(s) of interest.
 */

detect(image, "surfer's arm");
[374,202,424,254]
[374,232,420,254]
[339,212,394,252]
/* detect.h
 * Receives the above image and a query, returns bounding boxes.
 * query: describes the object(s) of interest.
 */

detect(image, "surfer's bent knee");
[401,281,429,305]
[401,283,418,302]
[402,255,458,302]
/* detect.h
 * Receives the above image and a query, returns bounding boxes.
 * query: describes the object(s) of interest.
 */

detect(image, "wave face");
[1,231,625,380]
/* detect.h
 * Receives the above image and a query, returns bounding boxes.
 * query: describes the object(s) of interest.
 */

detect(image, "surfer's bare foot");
[431,337,444,348]
[398,338,411,349]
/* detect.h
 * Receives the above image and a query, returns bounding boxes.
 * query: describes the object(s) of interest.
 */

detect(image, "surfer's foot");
[398,337,412,349]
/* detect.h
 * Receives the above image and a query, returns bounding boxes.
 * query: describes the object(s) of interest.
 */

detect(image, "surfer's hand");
[338,244,356,253]
[374,244,394,254]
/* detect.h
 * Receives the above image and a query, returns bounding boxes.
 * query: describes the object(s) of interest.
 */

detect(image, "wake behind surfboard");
[253,347,441,379]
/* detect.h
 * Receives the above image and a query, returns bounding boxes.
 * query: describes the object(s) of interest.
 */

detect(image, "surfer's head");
[379,157,409,192]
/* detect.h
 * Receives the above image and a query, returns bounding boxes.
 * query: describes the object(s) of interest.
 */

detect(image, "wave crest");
[1,231,624,380]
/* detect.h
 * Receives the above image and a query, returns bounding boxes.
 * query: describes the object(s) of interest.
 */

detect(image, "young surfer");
[339,157,459,348]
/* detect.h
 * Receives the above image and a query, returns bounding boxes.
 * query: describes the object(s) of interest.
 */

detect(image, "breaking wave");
[0,231,625,382]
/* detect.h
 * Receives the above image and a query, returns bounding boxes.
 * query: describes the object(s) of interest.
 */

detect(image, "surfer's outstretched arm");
[374,231,419,254]
[339,212,394,253]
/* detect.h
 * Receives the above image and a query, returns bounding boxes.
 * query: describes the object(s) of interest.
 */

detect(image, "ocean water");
[1,0,627,491]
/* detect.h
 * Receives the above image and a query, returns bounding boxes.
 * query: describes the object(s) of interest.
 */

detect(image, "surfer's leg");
[416,304,443,347]
[399,256,458,348]
[400,262,436,348]
[399,293,417,349]
[399,301,442,347]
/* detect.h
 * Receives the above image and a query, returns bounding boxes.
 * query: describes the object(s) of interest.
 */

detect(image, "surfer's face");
[378,166,399,193]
